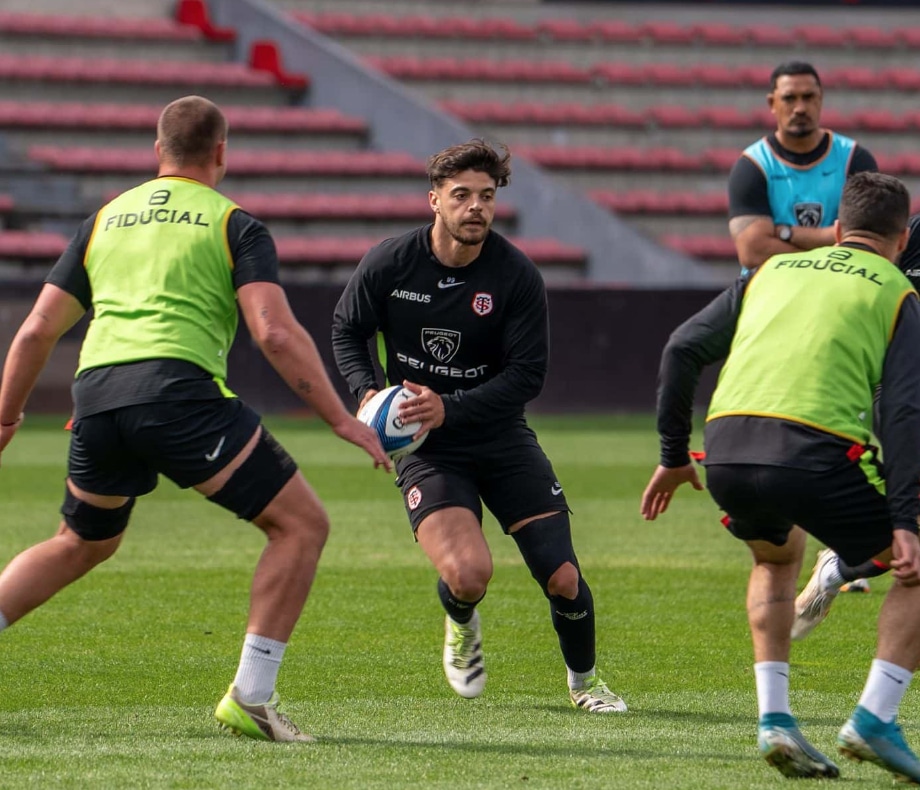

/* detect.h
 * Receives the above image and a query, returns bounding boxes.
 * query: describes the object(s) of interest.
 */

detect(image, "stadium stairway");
[268,0,920,273]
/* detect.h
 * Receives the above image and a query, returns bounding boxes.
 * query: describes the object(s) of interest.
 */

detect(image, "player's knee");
[547,561,580,599]
[512,511,579,597]
[440,561,491,602]
[61,487,134,544]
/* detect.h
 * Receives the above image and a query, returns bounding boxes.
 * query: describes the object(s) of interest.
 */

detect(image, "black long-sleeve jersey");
[332,225,549,448]
[898,213,920,290]
[657,260,920,534]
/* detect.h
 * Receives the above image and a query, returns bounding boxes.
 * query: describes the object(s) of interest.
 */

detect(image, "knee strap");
[511,512,579,594]
[62,487,135,541]
[207,427,297,520]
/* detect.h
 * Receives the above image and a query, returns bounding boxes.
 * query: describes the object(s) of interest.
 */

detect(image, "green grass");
[0,416,908,788]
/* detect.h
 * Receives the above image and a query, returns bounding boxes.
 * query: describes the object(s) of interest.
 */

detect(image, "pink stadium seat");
[895,28,920,48]
[792,25,847,47]
[0,11,203,41]
[0,101,366,134]
[536,19,594,42]
[660,234,737,259]
[0,53,285,89]
[0,195,13,213]
[690,64,740,88]
[690,22,748,46]
[590,63,646,86]
[744,24,792,47]
[845,26,899,48]
[850,108,909,132]
[881,67,920,91]
[697,106,759,129]
[0,230,68,260]
[28,146,427,176]
[644,105,701,128]
[825,67,884,90]
[737,64,773,88]
[587,20,644,43]
[639,21,695,45]
[641,63,696,87]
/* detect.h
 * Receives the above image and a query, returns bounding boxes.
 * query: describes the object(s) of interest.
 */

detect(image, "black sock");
[550,577,596,673]
[437,577,483,624]
[838,557,889,582]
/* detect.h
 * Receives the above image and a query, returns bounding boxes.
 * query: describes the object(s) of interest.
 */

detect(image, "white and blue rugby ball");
[358,385,429,460]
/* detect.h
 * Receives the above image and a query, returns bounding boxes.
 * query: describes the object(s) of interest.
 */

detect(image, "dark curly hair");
[427,138,511,188]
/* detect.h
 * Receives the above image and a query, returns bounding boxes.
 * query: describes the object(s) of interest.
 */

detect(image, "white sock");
[233,633,286,704]
[858,659,913,723]
[567,665,596,690]
[0,609,7,633]
[754,661,792,718]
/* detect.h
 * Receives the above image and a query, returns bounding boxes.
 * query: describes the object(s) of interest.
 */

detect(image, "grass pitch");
[0,415,907,788]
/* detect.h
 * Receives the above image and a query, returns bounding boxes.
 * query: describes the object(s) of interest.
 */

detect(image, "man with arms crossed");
[332,139,625,712]
[0,96,390,742]
[642,172,920,782]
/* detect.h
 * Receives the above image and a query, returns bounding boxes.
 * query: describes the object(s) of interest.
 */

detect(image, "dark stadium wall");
[231,285,724,414]
[1,284,722,414]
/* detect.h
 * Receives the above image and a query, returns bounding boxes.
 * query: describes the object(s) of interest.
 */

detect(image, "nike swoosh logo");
[438,280,465,289]
[551,484,563,495]
[252,646,272,655]
[205,435,226,462]
[882,670,905,685]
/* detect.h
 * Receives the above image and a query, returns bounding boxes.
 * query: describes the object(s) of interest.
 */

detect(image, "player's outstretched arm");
[0,284,85,463]
[237,281,391,470]
[639,464,703,521]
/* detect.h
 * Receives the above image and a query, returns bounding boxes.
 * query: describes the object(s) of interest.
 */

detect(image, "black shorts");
[395,424,570,534]
[705,458,892,565]
[68,398,261,496]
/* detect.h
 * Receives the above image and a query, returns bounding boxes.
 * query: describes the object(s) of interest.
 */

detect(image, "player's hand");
[398,380,444,439]
[333,415,392,473]
[890,529,920,587]
[640,463,704,521]
[357,389,378,415]
[0,412,24,468]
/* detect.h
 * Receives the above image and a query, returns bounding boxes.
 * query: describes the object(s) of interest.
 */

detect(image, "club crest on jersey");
[406,486,422,510]
[472,292,493,316]
[422,328,461,363]
[794,202,823,228]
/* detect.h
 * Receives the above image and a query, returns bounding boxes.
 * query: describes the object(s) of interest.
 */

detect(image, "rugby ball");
[358,385,429,460]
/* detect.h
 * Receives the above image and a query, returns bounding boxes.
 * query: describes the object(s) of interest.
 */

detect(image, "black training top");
[728,132,878,219]
[46,207,280,417]
[332,225,548,447]
[898,213,920,290]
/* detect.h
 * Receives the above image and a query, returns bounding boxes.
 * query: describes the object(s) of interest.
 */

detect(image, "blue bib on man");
[743,133,856,227]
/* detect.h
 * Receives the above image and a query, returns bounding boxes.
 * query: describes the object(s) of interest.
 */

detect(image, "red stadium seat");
[850,108,909,132]
[248,40,308,90]
[826,66,884,90]
[880,67,920,91]
[174,0,235,41]
[697,106,759,129]
[0,11,202,40]
[590,63,646,86]
[895,28,920,48]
